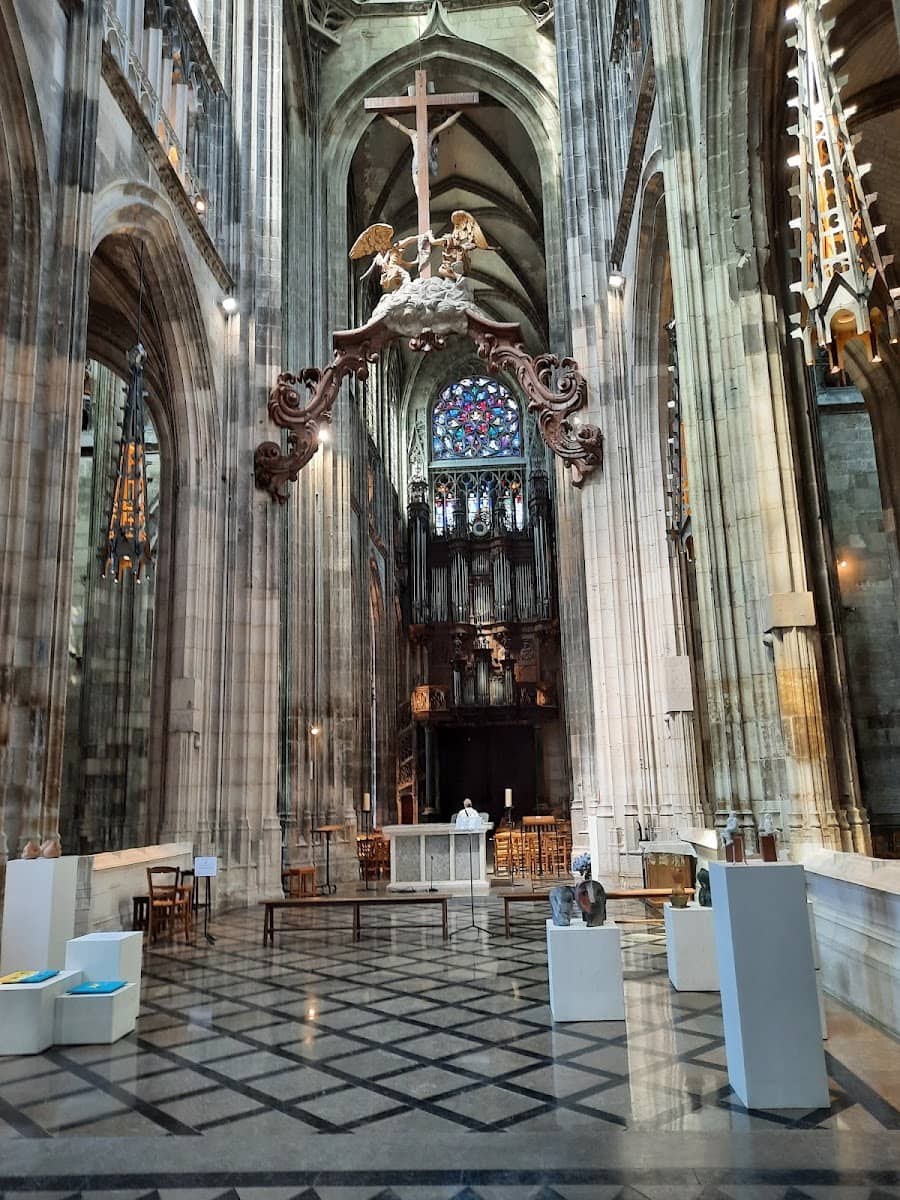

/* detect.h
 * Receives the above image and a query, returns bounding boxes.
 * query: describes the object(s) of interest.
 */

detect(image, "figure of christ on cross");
[365,69,480,279]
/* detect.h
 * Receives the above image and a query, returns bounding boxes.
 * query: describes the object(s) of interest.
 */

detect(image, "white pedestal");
[65,931,143,985]
[710,863,829,1109]
[664,904,720,991]
[546,919,625,1022]
[1,857,79,974]
[54,981,140,1045]
[808,899,827,1039]
[0,971,82,1055]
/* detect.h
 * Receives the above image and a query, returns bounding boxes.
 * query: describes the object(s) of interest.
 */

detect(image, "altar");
[383,823,494,894]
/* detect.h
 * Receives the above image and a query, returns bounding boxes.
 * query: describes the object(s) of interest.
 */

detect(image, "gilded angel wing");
[349,223,395,260]
[451,210,489,250]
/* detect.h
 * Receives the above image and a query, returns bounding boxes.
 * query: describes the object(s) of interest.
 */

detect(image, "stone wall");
[818,398,900,833]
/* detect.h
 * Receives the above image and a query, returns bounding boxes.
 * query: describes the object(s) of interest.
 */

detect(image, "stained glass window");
[431,377,522,461]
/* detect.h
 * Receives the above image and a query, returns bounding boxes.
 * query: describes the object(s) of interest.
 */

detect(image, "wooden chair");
[146,866,190,944]
[357,836,380,881]
[493,830,514,876]
[285,865,317,896]
[374,836,390,879]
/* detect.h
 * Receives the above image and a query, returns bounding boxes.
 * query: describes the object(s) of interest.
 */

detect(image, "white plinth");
[546,919,625,1022]
[664,904,720,991]
[710,863,829,1109]
[0,857,79,974]
[0,971,82,1055]
[54,980,140,1045]
[65,932,143,985]
[383,823,493,894]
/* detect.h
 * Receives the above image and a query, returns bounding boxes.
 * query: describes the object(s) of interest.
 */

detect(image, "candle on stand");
[362,792,371,812]
[504,788,513,808]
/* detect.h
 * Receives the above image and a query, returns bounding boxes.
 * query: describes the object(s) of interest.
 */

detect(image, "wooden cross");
[365,69,479,279]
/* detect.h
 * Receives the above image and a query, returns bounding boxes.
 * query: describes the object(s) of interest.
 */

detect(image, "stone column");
[646,0,846,850]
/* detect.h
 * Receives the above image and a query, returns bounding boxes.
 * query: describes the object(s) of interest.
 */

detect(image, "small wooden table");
[496,886,695,937]
[259,892,451,945]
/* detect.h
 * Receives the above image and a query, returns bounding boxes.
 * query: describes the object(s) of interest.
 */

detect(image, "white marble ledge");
[677,826,719,853]
[798,847,900,895]
[92,843,194,872]
[639,840,696,857]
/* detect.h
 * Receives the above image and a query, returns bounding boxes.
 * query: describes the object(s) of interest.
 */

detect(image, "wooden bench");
[495,886,695,937]
[259,893,451,946]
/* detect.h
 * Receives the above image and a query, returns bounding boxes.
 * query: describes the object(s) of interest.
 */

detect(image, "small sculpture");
[20,839,41,860]
[759,812,778,862]
[40,834,62,859]
[722,811,739,845]
[575,878,607,927]
[434,210,491,283]
[669,882,690,909]
[549,885,575,927]
[722,809,745,863]
[350,223,418,293]
[697,868,712,907]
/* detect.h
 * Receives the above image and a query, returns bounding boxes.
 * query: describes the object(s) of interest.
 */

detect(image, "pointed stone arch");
[0,0,54,863]
[80,188,222,850]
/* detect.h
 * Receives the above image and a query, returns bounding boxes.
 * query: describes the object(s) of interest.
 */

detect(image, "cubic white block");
[0,857,79,974]
[664,904,720,991]
[65,931,143,985]
[546,919,625,1022]
[710,863,829,1109]
[54,981,140,1045]
[0,971,82,1055]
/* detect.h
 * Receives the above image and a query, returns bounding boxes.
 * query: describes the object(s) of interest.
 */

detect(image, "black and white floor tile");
[0,896,897,1199]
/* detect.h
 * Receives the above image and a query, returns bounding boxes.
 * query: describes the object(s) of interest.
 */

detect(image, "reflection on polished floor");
[0,898,897,1198]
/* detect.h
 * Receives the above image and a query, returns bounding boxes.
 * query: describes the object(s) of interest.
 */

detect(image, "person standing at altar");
[454,798,484,829]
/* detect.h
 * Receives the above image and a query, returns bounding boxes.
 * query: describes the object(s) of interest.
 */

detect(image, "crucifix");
[364,69,480,279]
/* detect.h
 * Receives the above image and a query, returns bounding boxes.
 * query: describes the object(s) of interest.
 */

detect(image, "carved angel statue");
[434,210,491,282]
[350,223,418,293]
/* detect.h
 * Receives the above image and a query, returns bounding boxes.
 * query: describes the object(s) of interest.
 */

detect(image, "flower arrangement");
[572,852,591,878]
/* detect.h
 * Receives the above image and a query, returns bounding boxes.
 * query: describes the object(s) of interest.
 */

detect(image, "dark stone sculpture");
[549,885,575,926]
[574,878,607,927]
[697,868,711,907]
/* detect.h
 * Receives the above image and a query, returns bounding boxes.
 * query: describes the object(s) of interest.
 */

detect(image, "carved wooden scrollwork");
[467,312,602,486]
[255,308,602,500]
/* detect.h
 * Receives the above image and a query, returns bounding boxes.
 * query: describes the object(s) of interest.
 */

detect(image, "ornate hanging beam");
[256,67,601,503]
[255,301,601,504]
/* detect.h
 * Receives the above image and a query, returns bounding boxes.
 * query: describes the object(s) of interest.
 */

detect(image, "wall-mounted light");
[221,296,238,316]
[317,426,331,444]
[194,196,208,216]
[309,724,321,736]
[608,270,626,291]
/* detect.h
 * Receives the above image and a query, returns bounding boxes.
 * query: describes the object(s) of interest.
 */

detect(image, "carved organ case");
[399,374,566,823]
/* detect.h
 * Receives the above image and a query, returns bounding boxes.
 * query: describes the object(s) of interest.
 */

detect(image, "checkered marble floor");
[0,896,897,1199]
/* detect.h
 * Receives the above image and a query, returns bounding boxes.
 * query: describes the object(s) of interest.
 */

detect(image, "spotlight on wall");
[317,425,331,444]
[309,724,321,737]
[221,296,238,315]
[194,196,208,216]
[608,270,626,291]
